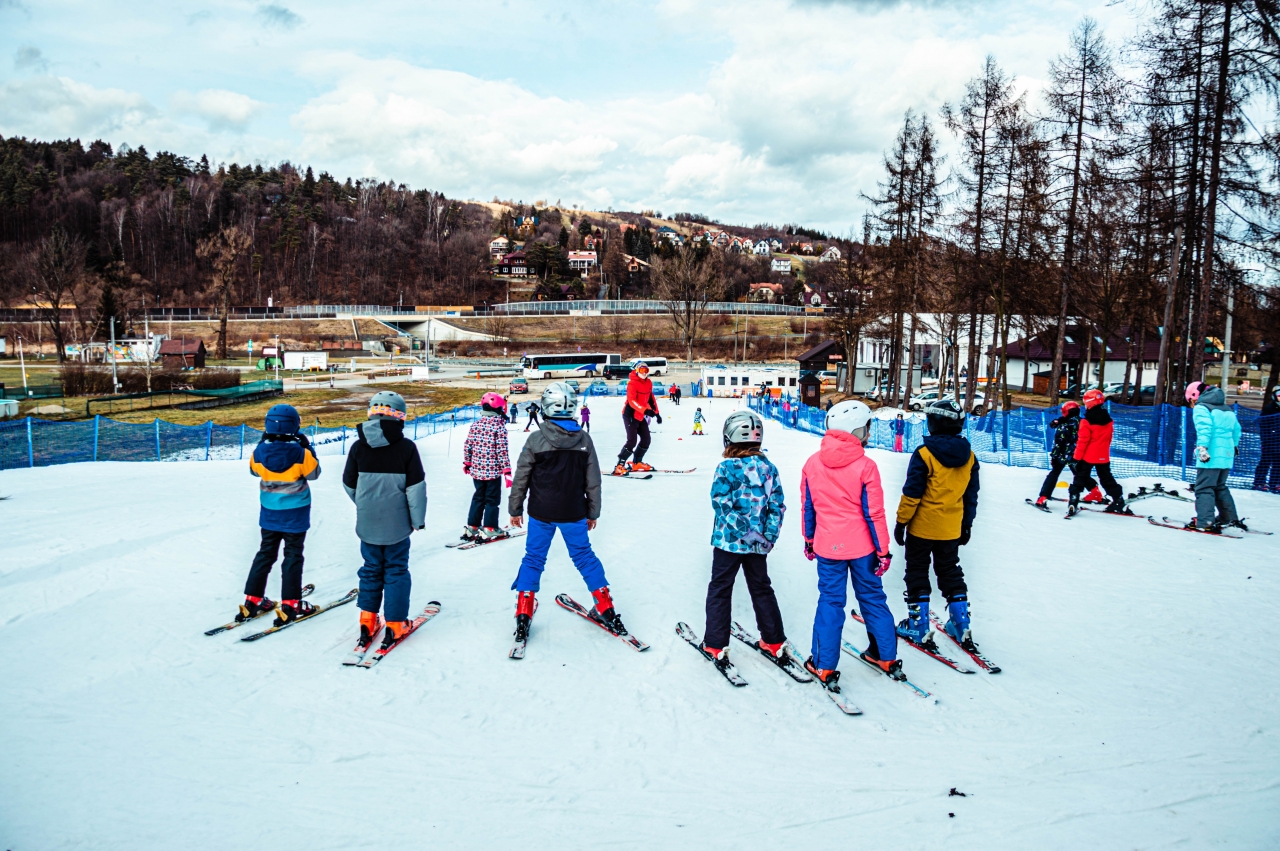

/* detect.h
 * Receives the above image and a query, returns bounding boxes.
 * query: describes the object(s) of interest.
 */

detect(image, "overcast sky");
[0,0,1138,233]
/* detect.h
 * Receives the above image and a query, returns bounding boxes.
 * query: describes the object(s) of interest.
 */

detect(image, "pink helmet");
[1185,381,1205,404]
[481,391,507,412]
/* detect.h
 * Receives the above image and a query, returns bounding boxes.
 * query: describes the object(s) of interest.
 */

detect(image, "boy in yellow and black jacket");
[892,400,980,648]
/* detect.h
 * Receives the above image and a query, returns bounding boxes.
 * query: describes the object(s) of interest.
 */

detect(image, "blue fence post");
[1006,412,1012,466]
[26,416,34,467]
[205,421,212,461]
[240,423,246,460]
[1180,406,1187,481]
[414,416,419,440]
[342,425,347,454]
[155,418,161,461]
[93,415,100,462]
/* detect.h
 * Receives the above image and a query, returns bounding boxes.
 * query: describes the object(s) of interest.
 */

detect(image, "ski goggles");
[368,404,407,421]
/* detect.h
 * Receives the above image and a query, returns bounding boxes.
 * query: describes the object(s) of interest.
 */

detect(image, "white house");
[752,239,772,256]
[567,251,598,273]
[769,238,783,251]
[771,257,792,275]
[818,246,841,262]
[489,236,510,257]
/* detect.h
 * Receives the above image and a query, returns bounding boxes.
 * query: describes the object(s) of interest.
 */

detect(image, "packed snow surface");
[2,395,1278,850]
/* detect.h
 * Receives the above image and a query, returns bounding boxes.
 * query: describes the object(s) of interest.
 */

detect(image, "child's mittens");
[894,522,907,547]
[503,468,513,488]
[874,552,893,577]
[463,463,471,476]
[1196,445,1210,463]
[803,541,816,561]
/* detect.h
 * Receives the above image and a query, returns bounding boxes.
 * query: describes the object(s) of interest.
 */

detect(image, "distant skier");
[1186,381,1243,532]
[1254,385,1280,492]
[238,404,321,626]
[614,361,661,475]
[673,383,682,406]
[343,391,427,652]
[508,382,625,646]
[509,401,520,425]
[1033,401,1096,509]
[692,407,705,436]
[800,400,898,689]
[524,401,541,432]
[893,412,906,453]
[893,399,981,651]
[699,410,788,672]
[1067,389,1126,515]
[579,402,591,432]
[461,392,511,543]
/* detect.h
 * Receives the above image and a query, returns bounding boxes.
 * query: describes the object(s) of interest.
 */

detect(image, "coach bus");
[521,352,622,379]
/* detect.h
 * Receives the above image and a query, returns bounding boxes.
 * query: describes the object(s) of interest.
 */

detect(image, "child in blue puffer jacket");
[699,410,789,671]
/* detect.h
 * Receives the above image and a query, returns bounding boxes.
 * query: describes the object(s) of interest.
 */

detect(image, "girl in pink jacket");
[799,400,903,690]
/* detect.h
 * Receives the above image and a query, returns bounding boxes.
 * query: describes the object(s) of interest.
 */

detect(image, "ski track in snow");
[1,395,1278,849]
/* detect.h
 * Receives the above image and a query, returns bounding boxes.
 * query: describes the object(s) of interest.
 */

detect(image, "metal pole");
[93,414,100,462]
[1154,225,1181,406]
[1220,276,1233,391]
[18,336,27,392]
[143,295,152,393]
[27,416,34,467]
[109,317,119,393]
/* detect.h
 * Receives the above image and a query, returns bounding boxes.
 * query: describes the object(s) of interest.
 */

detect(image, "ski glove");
[874,552,893,577]
[503,468,513,488]
[958,527,971,546]
[803,541,816,561]
[1196,445,1210,463]
[463,463,471,475]
[655,413,663,424]
[295,433,311,449]
[894,522,907,547]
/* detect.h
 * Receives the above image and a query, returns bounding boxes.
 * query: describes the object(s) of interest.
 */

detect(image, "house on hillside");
[497,251,529,276]
[819,246,841,263]
[567,251,598,273]
[990,325,1163,392]
[752,239,772,256]
[489,236,510,257]
[771,257,793,275]
[769,238,783,251]
[159,338,206,369]
[749,282,784,302]
[583,235,601,250]
[656,226,683,245]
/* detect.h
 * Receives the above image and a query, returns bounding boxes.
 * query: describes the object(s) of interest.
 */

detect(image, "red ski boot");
[272,599,316,627]
[589,586,628,635]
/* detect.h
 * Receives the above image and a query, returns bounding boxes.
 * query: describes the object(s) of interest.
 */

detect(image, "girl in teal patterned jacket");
[700,410,790,668]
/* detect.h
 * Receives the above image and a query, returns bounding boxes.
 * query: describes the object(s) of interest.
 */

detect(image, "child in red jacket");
[1067,389,1127,516]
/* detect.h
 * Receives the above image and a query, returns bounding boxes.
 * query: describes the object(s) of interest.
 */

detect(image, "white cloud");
[0,75,158,140]
[171,89,266,132]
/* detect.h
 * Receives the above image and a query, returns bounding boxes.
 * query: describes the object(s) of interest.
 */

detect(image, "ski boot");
[612,461,630,477]
[514,591,536,642]
[758,638,788,662]
[236,594,276,622]
[702,643,734,675]
[896,600,932,644]
[1103,497,1132,515]
[1066,495,1080,517]
[358,610,383,644]
[803,657,842,692]
[943,597,972,646]
[1226,519,1249,532]
[477,526,508,542]
[859,650,906,680]
[1034,496,1049,509]
[461,525,480,542]
[380,620,413,650]
[273,598,316,627]
[588,586,628,635]
[1083,486,1107,504]
[1184,518,1223,534]
[629,461,654,473]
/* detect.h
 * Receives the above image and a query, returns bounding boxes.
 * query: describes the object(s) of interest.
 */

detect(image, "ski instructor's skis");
[240,588,358,641]
[556,594,649,651]
[205,584,315,636]
[357,602,442,668]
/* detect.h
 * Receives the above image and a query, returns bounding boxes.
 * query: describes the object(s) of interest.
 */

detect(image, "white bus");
[522,352,621,379]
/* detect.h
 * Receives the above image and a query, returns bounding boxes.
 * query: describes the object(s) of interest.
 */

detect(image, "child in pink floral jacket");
[462,393,512,541]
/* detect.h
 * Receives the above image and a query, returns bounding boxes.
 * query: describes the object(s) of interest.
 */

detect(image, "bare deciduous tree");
[197,225,253,360]
[28,227,88,363]
[652,246,724,364]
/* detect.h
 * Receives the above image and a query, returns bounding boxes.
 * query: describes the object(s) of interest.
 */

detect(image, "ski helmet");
[924,399,965,435]
[633,362,650,377]
[1185,381,1206,404]
[481,391,507,413]
[722,410,764,447]
[264,403,301,435]
[540,381,578,418]
[368,391,407,421]
[1083,388,1106,409]
[825,399,873,435]
[1060,400,1080,417]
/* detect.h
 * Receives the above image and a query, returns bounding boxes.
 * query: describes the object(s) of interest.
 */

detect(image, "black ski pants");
[1039,459,1095,500]
[903,534,966,605]
[467,478,502,528]
[245,528,306,601]
[1068,461,1122,503]
[525,412,539,431]
[618,412,651,464]
[703,548,785,651]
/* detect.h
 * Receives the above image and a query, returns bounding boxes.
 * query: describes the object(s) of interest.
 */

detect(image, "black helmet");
[925,399,965,435]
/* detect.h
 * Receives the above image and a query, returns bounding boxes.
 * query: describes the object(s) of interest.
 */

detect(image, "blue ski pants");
[811,553,897,670]
[358,537,412,622]
[512,518,607,593]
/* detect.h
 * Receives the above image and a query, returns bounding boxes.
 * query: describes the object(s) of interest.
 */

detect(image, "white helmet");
[825,399,873,434]
[540,381,578,418]
[722,410,764,447]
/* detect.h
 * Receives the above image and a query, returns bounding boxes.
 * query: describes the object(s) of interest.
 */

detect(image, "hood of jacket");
[818,429,867,468]
[358,417,404,448]
[1198,385,1227,411]
[922,433,973,468]
[537,417,587,448]
[1084,405,1113,426]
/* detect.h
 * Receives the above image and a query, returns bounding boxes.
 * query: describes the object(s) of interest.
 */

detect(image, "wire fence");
[0,405,483,470]
[749,395,1280,494]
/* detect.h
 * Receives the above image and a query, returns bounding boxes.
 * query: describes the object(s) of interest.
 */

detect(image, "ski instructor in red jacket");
[613,362,662,475]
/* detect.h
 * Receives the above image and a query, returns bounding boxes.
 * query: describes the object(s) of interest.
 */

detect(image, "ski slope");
[1,395,1277,850]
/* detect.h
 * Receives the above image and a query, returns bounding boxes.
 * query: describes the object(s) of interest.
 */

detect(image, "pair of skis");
[203,583,316,636]
[610,467,697,481]
[204,584,361,642]
[343,602,443,667]
[510,594,651,659]
[446,528,528,550]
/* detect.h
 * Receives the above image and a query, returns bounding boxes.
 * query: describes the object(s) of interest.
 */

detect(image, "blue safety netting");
[0,405,482,470]
[749,394,1280,494]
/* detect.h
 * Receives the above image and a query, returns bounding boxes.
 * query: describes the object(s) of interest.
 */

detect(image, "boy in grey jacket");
[342,391,427,649]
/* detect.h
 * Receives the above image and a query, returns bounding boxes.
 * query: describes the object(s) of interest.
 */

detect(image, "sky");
[0,0,1139,233]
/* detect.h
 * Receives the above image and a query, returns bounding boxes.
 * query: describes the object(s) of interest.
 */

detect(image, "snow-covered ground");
[2,395,1278,850]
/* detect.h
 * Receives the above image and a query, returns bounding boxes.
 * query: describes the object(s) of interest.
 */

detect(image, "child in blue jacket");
[700,410,788,672]
[239,404,321,626]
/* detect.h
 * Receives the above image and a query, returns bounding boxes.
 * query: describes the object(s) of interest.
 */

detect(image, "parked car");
[565,379,580,392]
[817,370,838,386]
[908,387,987,417]
[587,379,609,396]
[509,377,529,394]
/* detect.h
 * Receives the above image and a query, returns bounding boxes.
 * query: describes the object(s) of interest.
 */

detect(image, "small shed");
[797,340,843,374]
[798,373,822,407]
[159,338,206,369]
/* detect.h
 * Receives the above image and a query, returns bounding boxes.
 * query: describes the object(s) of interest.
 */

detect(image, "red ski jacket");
[624,372,658,421]
[1073,405,1114,464]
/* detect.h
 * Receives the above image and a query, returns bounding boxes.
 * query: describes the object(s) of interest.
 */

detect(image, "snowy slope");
[1,395,1278,850]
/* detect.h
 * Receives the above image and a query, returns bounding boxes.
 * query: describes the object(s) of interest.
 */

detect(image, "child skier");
[800,400,898,688]
[893,412,906,452]
[580,402,591,432]
[692,407,705,436]
[1034,401,1096,508]
[614,361,661,474]
[893,399,981,651]
[342,391,428,651]
[524,401,541,432]
[509,382,625,645]
[700,411,789,673]
[462,392,511,542]
[1067,389,1127,515]
[1186,381,1243,532]
[240,404,321,626]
